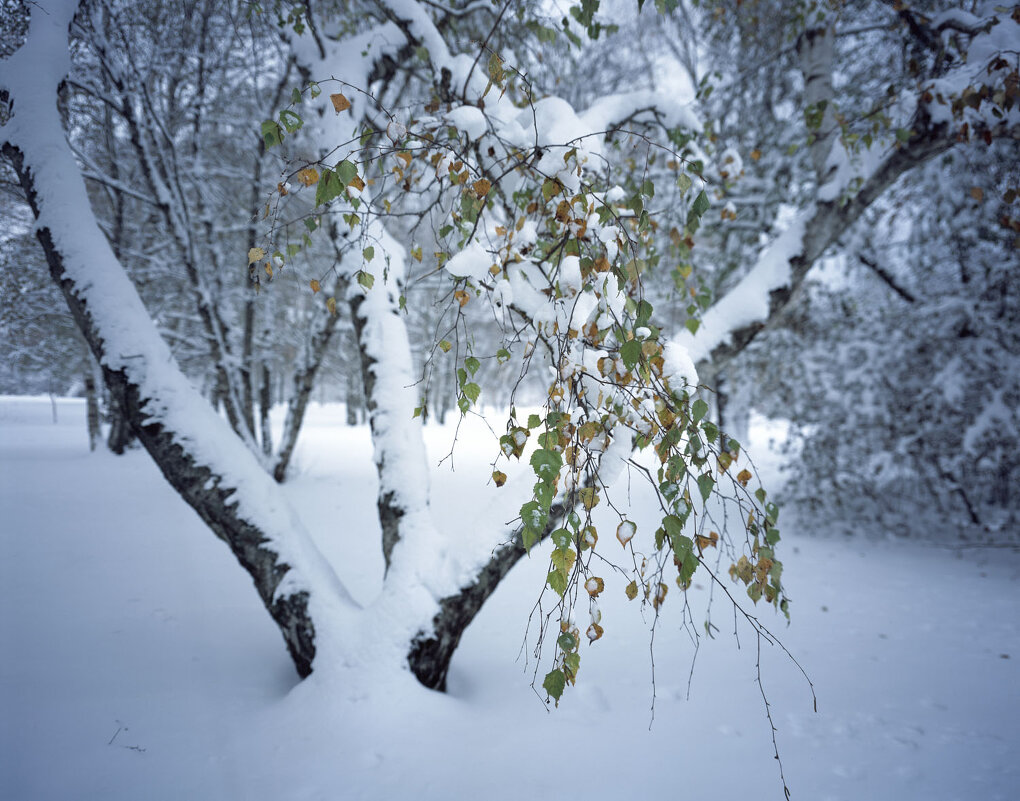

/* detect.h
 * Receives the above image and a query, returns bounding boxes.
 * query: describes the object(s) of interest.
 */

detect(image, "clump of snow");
[445,105,488,140]
[444,241,493,282]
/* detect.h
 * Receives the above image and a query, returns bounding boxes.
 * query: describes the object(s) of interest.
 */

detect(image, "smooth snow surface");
[2,397,1018,801]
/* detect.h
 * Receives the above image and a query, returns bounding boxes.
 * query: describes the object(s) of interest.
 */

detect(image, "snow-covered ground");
[1,396,1017,800]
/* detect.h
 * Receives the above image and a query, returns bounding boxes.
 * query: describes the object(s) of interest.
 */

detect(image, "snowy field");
[1,396,1017,801]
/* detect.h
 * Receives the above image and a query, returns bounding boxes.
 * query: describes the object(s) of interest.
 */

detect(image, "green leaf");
[530,448,562,480]
[496,348,511,363]
[550,528,571,550]
[620,339,642,371]
[357,270,374,290]
[543,668,566,701]
[557,632,578,652]
[520,501,547,543]
[697,473,715,502]
[691,189,710,218]
[336,159,359,185]
[546,569,567,597]
[315,168,345,206]
[279,108,304,133]
[692,398,709,422]
[260,120,283,148]
[463,382,480,403]
[527,413,542,430]
[755,487,767,503]
[563,651,580,678]
[684,318,700,335]
[363,246,375,262]
[465,356,481,376]
[677,172,692,194]
[662,514,685,542]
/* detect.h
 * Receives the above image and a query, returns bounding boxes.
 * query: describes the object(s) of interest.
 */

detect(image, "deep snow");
[1,396,1017,800]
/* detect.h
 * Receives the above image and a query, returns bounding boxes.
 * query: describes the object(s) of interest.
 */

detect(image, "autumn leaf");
[584,576,604,598]
[970,186,984,202]
[326,296,337,315]
[695,531,719,552]
[737,468,753,487]
[586,622,604,642]
[348,174,366,192]
[454,290,470,307]
[247,247,265,265]
[750,148,762,161]
[309,279,321,293]
[330,92,351,113]
[616,520,636,546]
[297,168,319,187]
[625,580,638,600]
[472,178,491,197]
[492,470,507,487]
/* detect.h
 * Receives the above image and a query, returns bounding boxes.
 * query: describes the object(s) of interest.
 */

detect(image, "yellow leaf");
[472,178,491,197]
[330,92,351,113]
[492,470,507,487]
[555,200,571,222]
[737,468,753,487]
[625,580,638,600]
[579,487,600,510]
[970,186,984,202]
[454,290,470,307]
[326,296,337,315]
[264,263,273,278]
[586,622,604,642]
[348,174,365,192]
[750,148,762,161]
[247,247,265,265]
[616,520,636,546]
[310,279,321,293]
[297,168,319,186]
[396,151,413,168]
[652,581,668,609]
[584,576,604,597]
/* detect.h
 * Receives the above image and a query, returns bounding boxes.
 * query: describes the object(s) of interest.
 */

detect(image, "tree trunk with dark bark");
[5,142,319,678]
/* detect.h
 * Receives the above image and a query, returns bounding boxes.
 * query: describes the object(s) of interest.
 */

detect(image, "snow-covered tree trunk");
[1,0,357,678]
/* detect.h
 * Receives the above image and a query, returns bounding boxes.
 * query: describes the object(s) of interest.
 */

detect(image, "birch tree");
[2,0,1016,738]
